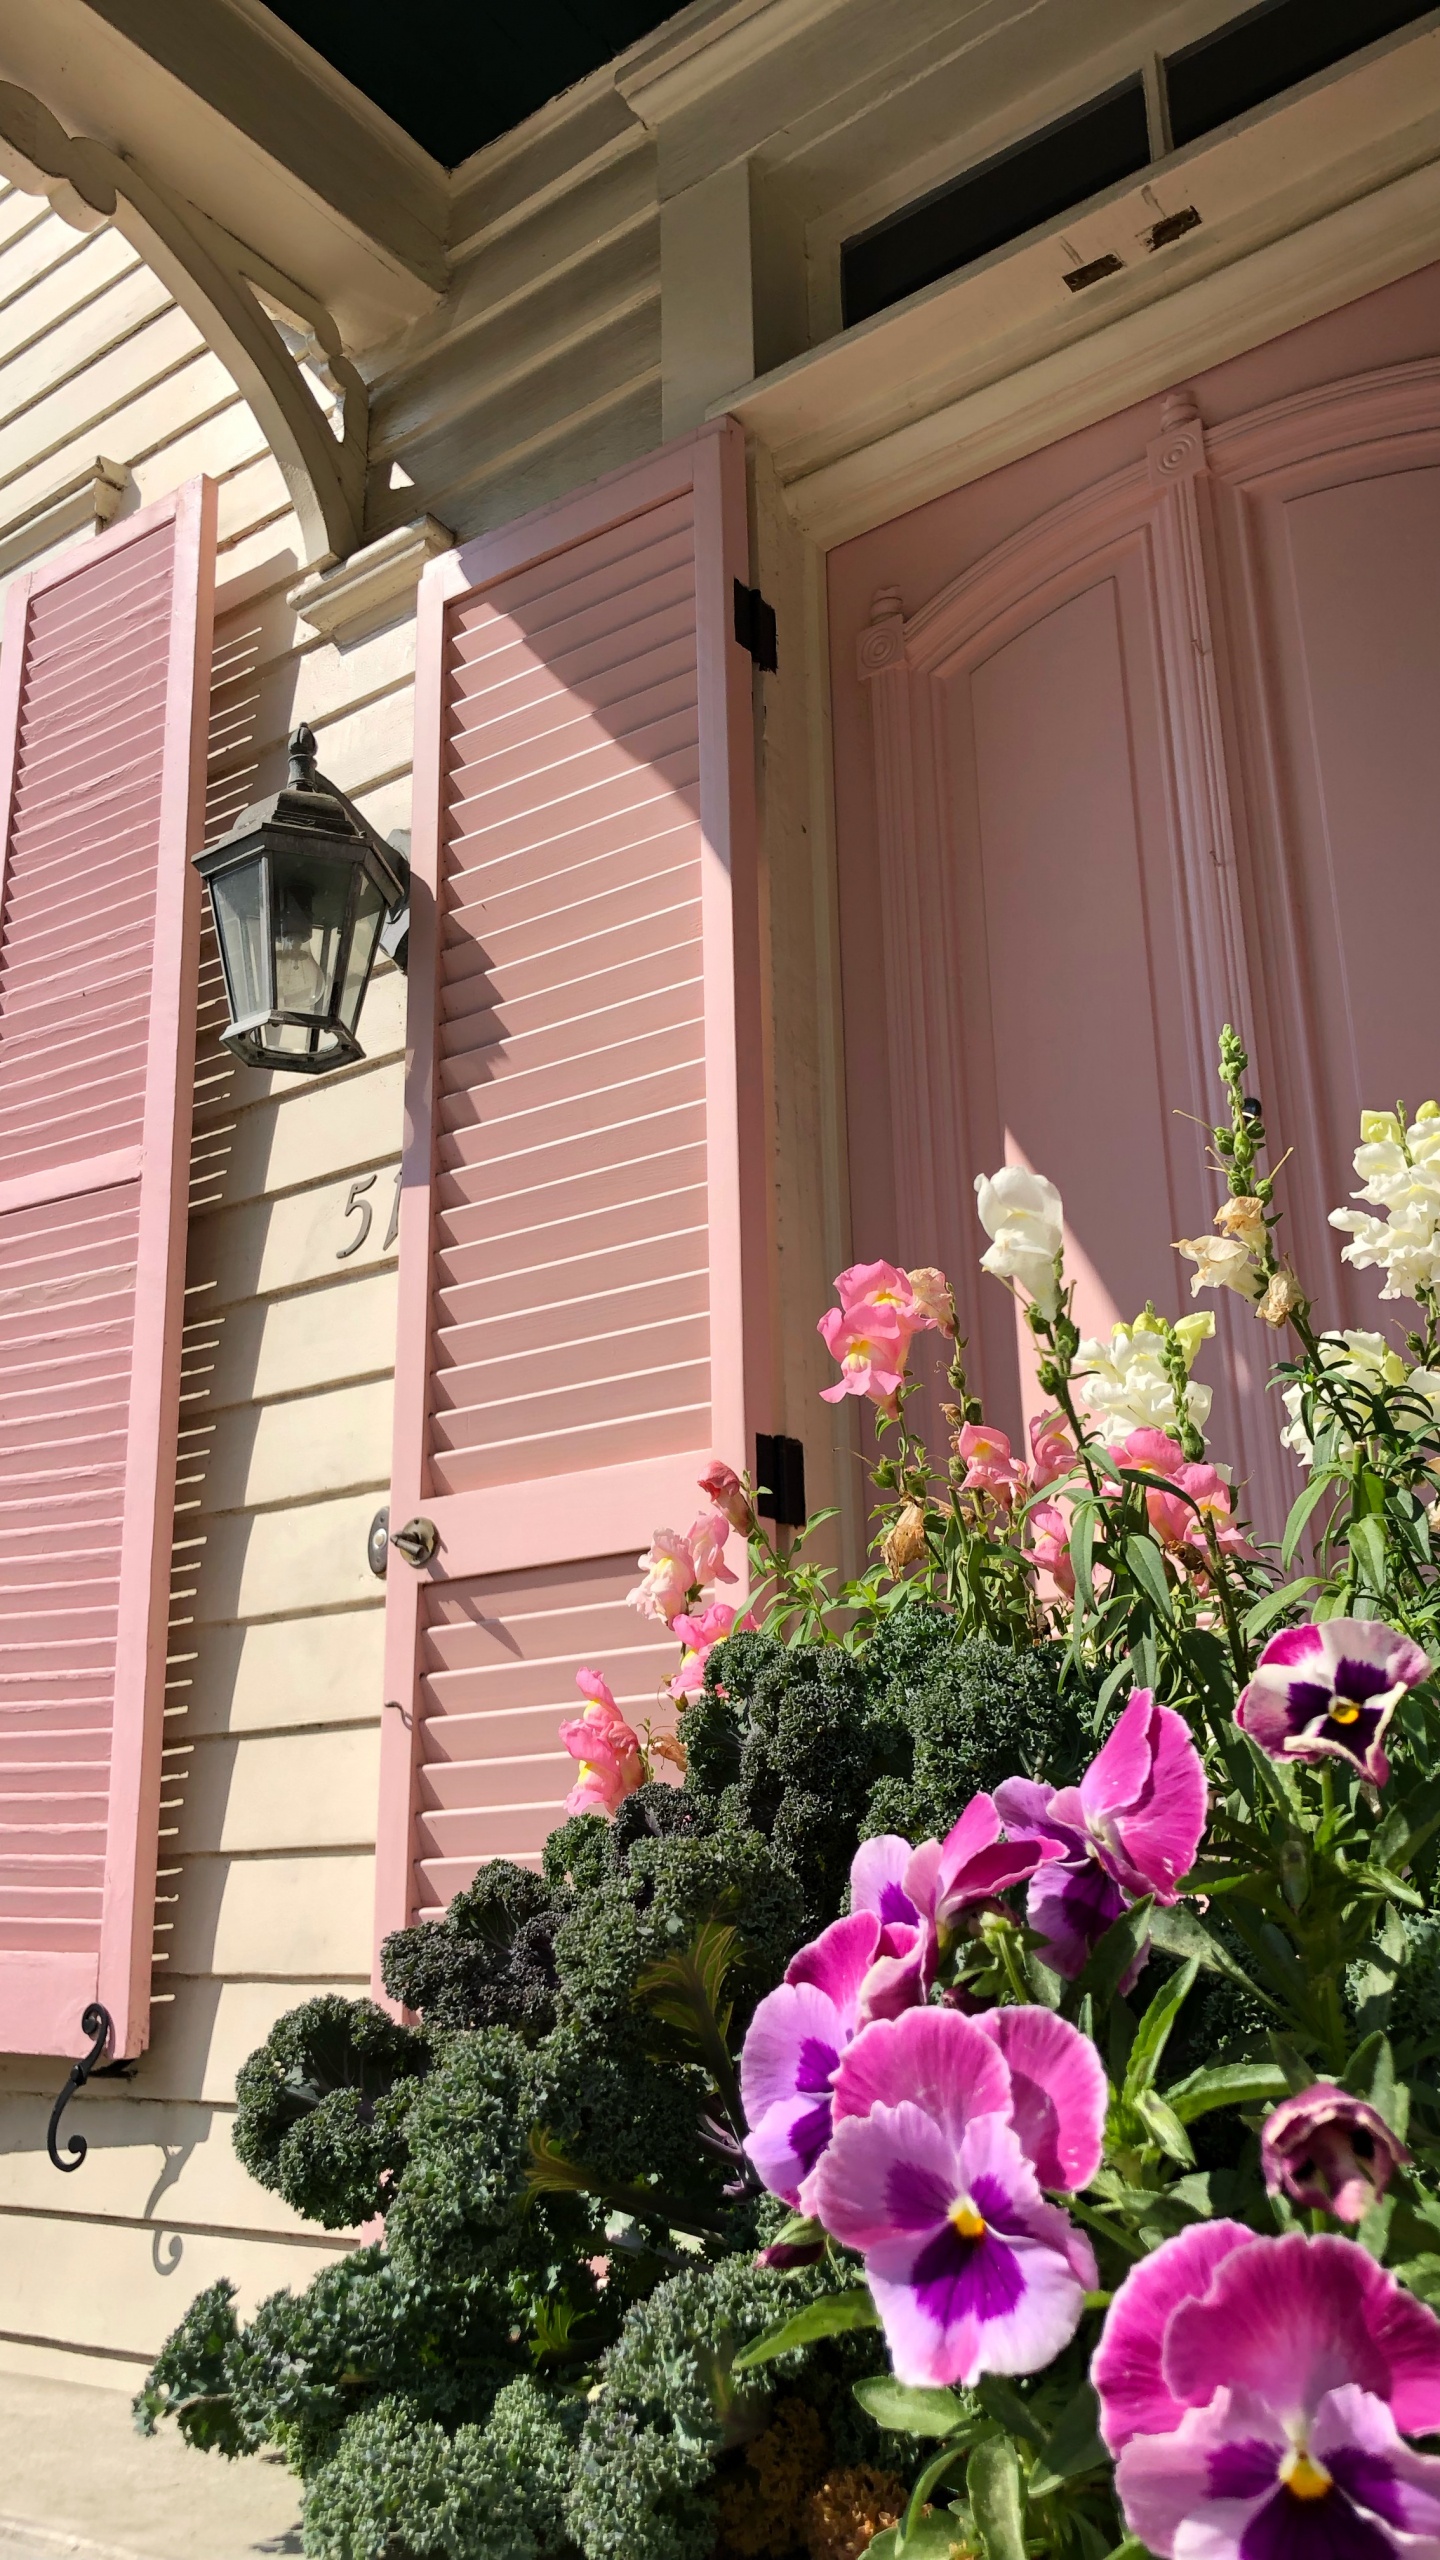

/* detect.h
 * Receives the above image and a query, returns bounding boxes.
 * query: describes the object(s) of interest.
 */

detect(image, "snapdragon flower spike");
[1236,1618,1430,1785]
[1096,2229,1440,2560]
[739,1911,879,2205]
[558,1670,645,1817]
[811,2006,1099,2387]
[1261,2084,1411,2224]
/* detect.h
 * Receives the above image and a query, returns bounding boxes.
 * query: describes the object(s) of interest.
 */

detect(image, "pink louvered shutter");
[0,483,215,2058]
[375,422,768,1938]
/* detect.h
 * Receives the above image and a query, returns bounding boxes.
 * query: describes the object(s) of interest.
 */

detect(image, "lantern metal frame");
[194,724,410,1074]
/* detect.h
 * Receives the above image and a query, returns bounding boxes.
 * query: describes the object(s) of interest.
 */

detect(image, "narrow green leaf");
[1349,1515,1387,1591]
[1028,2383,1108,2500]
[975,2377,1045,2446]
[732,2287,877,2369]
[1164,2062,1288,2123]
[1135,2088,1196,2165]
[1125,1959,1199,2103]
[1243,1578,1320,1643]
[969,2434,1027,2560]
[1282,1472,1333,1569]
[1147,1905,1279,2011]
[1124,1533,1174,1621]
[1071,1503,1100,1612]
[854,2378,970,2438]
[896,2441,977,2556]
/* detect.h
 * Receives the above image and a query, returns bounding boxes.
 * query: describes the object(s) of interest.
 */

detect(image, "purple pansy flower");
[1236,1619,1430,1786]
[904,1792,1068,1955]
[995,1690,1206,1984]
[994,1774,1139,1989]
[809,2005,1102,2387]
[1096,2229,1440,2560]
[740,1909,880,2205]
[850,1834,934,2019]
[1262,2085,1411,2225]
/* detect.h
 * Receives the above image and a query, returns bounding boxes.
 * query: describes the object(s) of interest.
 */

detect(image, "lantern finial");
[287,724,320,790]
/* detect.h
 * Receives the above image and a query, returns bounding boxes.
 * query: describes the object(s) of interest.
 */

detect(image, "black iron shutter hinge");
[755,1433,806,1527]
[733,580,778,672]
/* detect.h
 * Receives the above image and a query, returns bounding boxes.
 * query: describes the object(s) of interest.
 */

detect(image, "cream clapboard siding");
[0,179,408,2390]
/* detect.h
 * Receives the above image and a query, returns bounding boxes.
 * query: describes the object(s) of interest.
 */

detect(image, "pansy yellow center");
[1330,1700,1362,1725]
[1281,2451,1332,2502]
[949,2198,986,2240]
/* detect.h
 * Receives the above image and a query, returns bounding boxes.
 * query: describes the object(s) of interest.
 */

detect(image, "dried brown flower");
[1216,1195,1268,1253]
[881,1502,929,1575]
[716,2400,827,2558]
[803,2465,911,2560]
[1257,1265,1305,1326]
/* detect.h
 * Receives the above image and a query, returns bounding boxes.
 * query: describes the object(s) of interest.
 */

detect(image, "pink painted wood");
[0,481,215,2058]
[832,261,1440,1533]
[374,422,767,1949]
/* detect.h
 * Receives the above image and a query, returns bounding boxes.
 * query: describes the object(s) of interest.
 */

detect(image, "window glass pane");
[338,872,385,1035]
[209,858,269,1023]
[270,847,352,1022]
[841,80,1150,329]
[1165,0,1435,149]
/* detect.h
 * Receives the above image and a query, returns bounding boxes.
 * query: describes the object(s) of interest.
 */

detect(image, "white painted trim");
[289,516,454,642]
[724,18,1440,545]
[0,458,129,579]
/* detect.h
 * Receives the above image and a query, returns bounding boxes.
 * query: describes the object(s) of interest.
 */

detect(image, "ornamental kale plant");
[140,1029,1440,2560]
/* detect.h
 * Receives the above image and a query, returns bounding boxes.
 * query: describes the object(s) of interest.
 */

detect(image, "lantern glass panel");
[270,845,353,1023]
[338,869,386,1035]
[209,856,270,1023]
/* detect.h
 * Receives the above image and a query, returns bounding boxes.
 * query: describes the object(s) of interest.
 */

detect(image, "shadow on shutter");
[375,423,769,1938]
[0,482,215,2058]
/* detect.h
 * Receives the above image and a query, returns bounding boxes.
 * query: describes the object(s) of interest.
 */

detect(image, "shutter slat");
[0,482,213,2053]
[375,427,767,1946]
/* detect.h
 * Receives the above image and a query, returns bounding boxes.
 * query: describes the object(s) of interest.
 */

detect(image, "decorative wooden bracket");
[0,82,366,567]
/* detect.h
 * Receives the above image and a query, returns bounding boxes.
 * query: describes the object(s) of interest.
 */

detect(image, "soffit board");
[0,0,446,342]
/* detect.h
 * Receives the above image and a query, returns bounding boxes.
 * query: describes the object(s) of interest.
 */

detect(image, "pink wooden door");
[0,483,215,2057]
[374,423,768,1945]
[831,261,1440,1526]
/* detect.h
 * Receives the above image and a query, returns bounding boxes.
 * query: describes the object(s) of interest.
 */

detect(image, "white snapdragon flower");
[974,1166,1064,1317]
[1278,1329,1425,1462]
[1330,1104,1440,1303]
[1075,1312,1214,1441]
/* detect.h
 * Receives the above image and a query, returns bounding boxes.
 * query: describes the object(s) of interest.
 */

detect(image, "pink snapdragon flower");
[1028,1411,1076,1488]
[669,1601,744,1701]
[686,1506,738,1587]
[958,1422,1025,1506]
[698,1459,753,1536]
[818,1301,909,1405]
[559,1669,645,1816]
[1262,2085,1411,2224]
[1027,1500,1075,1600]
[810,2005,1103,2387]
[1236,1617,1430,1786]
[627,1528,697,1623]
[906,1266,956,1334]
[1095,2227,1440,2560]
[819,1259,944,1404]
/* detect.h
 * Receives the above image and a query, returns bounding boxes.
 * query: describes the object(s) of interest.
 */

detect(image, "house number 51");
[336,1166,402,1260]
